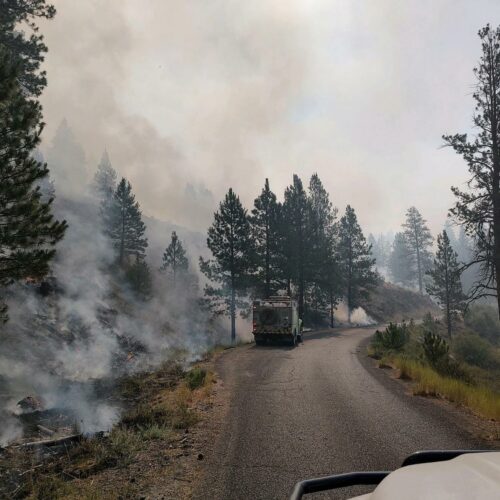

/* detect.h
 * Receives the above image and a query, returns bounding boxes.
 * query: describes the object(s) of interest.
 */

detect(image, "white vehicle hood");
[350,452,500,500]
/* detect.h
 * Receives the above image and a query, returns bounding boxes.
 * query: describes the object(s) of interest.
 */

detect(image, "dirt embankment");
[361,281,439,323]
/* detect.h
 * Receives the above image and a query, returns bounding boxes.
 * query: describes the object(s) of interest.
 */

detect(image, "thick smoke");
[38,1,500,236]
[333,301,375,326]
[0,126,224,446]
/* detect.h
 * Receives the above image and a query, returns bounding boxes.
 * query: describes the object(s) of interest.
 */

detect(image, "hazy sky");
[39,1,500,235]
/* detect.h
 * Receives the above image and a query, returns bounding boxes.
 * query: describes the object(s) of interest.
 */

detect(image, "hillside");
[361,281,439,323]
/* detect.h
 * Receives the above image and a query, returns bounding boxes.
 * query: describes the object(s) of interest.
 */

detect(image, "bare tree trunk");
[231,278,236,343]
[330,290,334,328]
[120,212,125,266]
[415,236,422,294]
[492,114,500,320]
[487,36,500,320]
[445,249,452,338]
[265,220,270,298]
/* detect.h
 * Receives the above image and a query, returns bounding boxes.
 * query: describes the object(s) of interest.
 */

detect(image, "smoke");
[38,0,312,232]
[0,130,223,446]
[334,301,375,326]
[37,1,500,237]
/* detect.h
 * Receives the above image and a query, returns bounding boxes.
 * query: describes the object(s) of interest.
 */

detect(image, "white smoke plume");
[334,301,375,326]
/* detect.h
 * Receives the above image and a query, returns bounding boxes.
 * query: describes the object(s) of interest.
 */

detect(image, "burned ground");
[0,350,223,500]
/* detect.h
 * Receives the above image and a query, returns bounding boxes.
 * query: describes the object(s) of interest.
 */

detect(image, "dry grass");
[393,356,500,421]
[72,427,141,474]
[29,475,138,500]
[7,359,218,500]
[138,423,172,441]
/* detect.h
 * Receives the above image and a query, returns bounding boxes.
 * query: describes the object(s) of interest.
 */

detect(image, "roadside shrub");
[421,331,470,381]
[421,331,448,365]
[464,304,500,344]
[185,367,206,390]
[453,334,499,369]
[422,312,436,333]
[372,322,409,351]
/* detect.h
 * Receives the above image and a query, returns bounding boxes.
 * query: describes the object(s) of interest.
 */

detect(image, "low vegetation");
[0,360,217,499]
[369,310,500,421]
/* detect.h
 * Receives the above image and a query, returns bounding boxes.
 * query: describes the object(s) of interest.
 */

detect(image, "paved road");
[195,328,484,500]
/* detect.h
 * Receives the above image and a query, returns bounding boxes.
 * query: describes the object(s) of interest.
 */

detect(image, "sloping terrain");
[361,281,439,323]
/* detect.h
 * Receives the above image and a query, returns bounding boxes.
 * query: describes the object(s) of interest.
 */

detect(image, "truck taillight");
[252,321,257,332]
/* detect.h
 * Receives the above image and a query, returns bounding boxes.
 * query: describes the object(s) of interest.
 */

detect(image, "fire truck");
[252,296,302,346]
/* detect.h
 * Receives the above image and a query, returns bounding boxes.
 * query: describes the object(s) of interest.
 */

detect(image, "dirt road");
[194,328,484,499]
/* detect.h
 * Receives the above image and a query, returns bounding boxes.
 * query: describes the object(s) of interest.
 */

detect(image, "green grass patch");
[138,423,172,441]
[392,356,500,420]
[185,367,207,390]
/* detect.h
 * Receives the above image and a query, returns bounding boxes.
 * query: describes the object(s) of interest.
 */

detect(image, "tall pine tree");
[93,150,117,205]
[402,207,433,293]
[337,206,377,322]
[388,232,414,286]
[307,174,340,325]
[160,231,189,288]
[444,25,500,317]
[249,178,280,298]
[426,231,465,337]
[282,175,311,318]
[200,188,253,343]
[0,11,66,321]
[105,178,148,267]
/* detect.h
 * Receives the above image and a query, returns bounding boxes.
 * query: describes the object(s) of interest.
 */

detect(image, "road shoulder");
[356,334,500,446]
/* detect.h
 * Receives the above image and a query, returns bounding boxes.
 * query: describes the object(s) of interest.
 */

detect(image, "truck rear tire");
[255,337,266,346]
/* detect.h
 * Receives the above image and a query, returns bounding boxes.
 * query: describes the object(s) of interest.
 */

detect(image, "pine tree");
[249,178,281,298]
[369,233,392,271]
[0,0,56,97]
[444,25,500,317]
[307,174,340,325]
[33,149,55,203]
[388,232,414,286]
[426,231,465,337]
[0,46,66,321]
[105,178,148,266]
[337,205,377,322]
[282,175,311,318]
[402,207,433,293]
[93,150,117,204]
[126,258,153,301]
[160,231,189,288]
[46,119,87,197]
[199,188,253,342]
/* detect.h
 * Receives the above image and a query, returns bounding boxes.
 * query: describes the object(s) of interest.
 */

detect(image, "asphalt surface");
[194,327,485,500]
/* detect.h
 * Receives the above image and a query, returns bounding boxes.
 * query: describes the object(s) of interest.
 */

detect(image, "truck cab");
[252,296,302,346]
